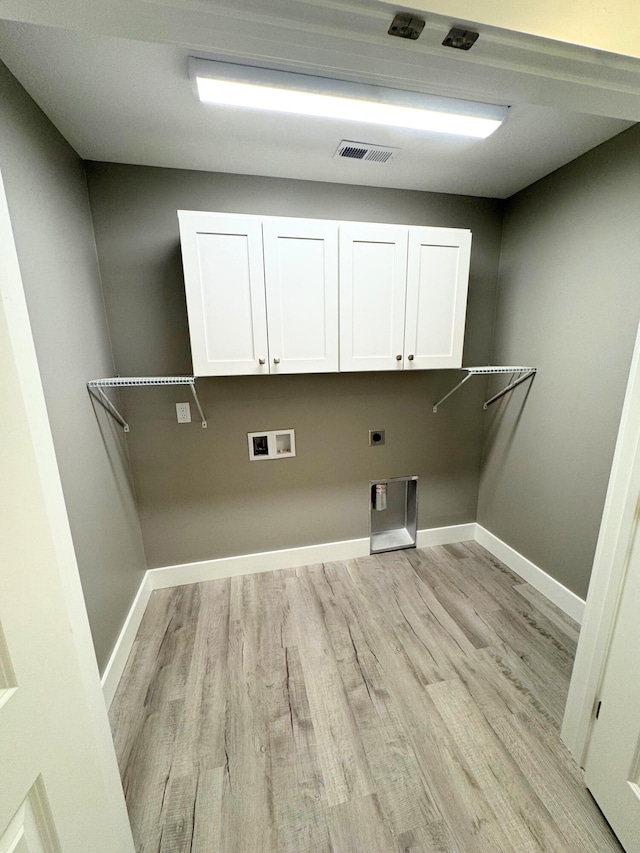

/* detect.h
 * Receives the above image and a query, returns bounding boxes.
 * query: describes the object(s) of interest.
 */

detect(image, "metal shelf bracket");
[433,366,537,413]
[87,376,207,431]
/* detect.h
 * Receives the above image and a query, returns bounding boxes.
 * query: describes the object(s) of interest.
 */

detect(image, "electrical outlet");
[176,402,191,423]
[369,429,385,446]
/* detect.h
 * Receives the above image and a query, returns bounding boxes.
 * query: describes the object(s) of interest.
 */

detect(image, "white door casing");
[405,227,471,370]
[583,500,640,852]
[339,222,408,372]
[178,210,269,376]
[563,315,640,765]
[0,171,135,852]
[262,217,339,373]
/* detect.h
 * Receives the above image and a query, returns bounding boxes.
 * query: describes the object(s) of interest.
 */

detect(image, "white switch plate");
[176,402,191,423]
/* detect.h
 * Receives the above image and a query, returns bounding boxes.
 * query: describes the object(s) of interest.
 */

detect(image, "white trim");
[147,523,477,590]
[562,319,640,765]
[475,525,585,624]
[417,523,477,548]
[101,575,152,709]
[0,170,136,848]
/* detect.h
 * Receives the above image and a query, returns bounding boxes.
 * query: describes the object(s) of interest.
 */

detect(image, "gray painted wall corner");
[0,60,147,670]
[478,124,640,599]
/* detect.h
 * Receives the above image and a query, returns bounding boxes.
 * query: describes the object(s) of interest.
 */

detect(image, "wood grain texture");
[110,543,622,853]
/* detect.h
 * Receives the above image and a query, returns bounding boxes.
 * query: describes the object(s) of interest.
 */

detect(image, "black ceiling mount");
[442,27,479,50]
[388,13,426,41]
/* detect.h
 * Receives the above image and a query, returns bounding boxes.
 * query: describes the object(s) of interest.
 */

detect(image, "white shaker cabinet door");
[178,211,269,376]
[405,227,472,370]
[339,223,408,372]
[262,218,339,373]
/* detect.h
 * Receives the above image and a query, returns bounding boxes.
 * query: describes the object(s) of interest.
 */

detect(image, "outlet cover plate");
[248,429,296,460]
[176,402,191,423]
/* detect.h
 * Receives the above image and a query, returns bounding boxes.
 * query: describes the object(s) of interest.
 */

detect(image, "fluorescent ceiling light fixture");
[190,59,508,139]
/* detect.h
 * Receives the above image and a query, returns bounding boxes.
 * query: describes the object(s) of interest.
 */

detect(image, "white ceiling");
[0,0,638,199]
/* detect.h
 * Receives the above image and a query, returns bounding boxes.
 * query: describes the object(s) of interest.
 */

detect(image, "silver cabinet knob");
[273,357,280,365]
[408,354,415,361]
[258,358,265,365]
[396,354,402,361]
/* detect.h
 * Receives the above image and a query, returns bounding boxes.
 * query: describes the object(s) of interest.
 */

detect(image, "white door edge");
[562,314,640,765]
[0,168,134,849]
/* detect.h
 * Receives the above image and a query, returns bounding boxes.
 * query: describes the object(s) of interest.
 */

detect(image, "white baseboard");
[475,525,585,624]
[147,523,476,590]
[147,536,369,590]
[101,573,152,709]
[102,520,584,706]
[417,522,476,548]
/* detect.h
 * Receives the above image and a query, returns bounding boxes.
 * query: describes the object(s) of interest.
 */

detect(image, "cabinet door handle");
[273,357,281,365]
[259,358,265,365]
[396,354,402,361]
[408,354,415,361]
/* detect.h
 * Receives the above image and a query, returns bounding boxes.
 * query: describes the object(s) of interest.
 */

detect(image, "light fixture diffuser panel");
[190,58,508,139]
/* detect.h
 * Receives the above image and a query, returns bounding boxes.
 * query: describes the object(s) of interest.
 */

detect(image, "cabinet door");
[178,211,269,376]
[262,218,338,373]
[339,223,408,372]
[405,227,471,370]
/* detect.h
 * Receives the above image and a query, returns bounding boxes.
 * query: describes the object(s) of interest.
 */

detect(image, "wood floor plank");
[111,543,623,853]
[327,795,400,853]
[427,678,572,853]
[398,820,462,853]
[110,588,181,769]
[219,574,277,853]
[513,582,581,644]
[490,713,622,853]
[328,563,518,853]
[286,569,374,807]
[308,563,439,836]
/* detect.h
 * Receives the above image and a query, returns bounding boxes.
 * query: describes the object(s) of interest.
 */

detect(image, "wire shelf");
[433,366,537,412]
[463,366,535,375]
[88,376,196,388]
[87,376,207,431]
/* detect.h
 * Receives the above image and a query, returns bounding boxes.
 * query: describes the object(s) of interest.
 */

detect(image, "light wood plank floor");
[110,542,622,853]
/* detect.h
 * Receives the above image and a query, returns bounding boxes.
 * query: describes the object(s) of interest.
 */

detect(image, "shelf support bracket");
[483,369,536,409]
[88,384,130,432]
[433,366,537,412]
[433,372,474,413]
[189,381,207,429]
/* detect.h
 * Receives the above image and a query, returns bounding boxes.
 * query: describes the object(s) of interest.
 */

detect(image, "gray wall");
[86,163,503,568]
[0,62,147,671]
[478,124,640,599]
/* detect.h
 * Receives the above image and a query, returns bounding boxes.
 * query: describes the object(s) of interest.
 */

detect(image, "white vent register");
[334,140,399,163]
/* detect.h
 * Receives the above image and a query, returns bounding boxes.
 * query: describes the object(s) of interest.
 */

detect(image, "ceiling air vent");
[334,141,399,164]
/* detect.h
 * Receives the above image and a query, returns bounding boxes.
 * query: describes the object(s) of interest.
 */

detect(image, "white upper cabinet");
[179,211,339,376]
[262,218,338,374]
[339,223,409,372]
[405,227,472,370]
[179,211,471,377]
[340,222,471,371]
[178,211,269,376]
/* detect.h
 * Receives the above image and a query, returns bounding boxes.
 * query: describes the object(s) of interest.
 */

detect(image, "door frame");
[562,317,640,765]
[0,168,135,849]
